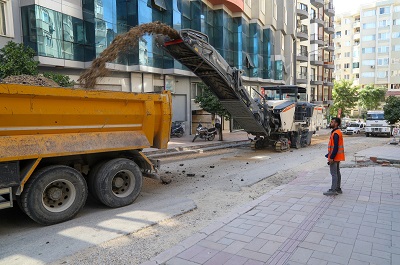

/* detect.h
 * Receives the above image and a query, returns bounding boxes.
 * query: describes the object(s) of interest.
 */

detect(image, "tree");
[0,41,39,78]
[358,84,387,111]
[43,72,75,87]
[384,96,400,124]
[330,79,359,117]
[195,83,230,140]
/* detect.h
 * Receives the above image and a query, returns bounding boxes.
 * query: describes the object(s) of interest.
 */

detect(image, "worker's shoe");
[323,189,338,196]
[336,188,343,194]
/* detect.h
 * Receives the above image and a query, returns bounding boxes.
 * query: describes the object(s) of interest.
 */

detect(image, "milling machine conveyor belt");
[158,30,269,136]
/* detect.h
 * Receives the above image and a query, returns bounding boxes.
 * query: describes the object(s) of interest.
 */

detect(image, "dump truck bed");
[0,84,172,162]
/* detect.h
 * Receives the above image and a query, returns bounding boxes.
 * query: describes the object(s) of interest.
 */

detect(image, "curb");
[145,140,250,159]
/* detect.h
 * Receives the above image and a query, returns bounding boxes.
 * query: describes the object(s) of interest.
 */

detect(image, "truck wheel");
[91,158,143,208]
[20,165,88,225]
[366,133,370,137]
[387,133,391,138]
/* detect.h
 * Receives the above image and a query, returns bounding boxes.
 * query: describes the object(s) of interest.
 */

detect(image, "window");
[344,52,351,57]
[378,46,389,53]
[344,30,349,35]
[395,6,400,12]
[392,70,400,76]
[393,32,400,38]
[335,31,341,38]
[361,72,375,78]
[393,44,400,51]
[0,0,6,35]
[379,7,390,14]
[363,22,376,29]
[394,19,400,26]
[355,73,360,78]
[353,62,360,68]
[344,18,351,24]
[345,41,351,46]
[191,83,204,99]
[363,10,376,17]
[362,47,376,54]
[336,64,342,70]
[344,75,350,80]
[362,60,375,65]
[377,71,388,78]
[379,20,390,27]
[378,32,389,40]
[353,49,359,58]
[377,58,389,65]
[362,35,375,41]
[344,63,350,68]
[336,53,341,59]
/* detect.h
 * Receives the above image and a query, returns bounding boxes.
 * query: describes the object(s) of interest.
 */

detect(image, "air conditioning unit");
[370,65,375,69]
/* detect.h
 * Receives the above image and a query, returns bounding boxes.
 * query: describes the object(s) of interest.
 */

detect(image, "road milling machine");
[157,30,317,151]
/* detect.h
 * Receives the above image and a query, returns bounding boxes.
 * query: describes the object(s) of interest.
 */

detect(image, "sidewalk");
[143,164,400,264]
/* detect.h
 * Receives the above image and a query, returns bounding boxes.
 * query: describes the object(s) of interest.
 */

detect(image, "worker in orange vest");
[324,117,345,196]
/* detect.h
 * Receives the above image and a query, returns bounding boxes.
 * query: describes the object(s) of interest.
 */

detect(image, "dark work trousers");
[330,161,341,190]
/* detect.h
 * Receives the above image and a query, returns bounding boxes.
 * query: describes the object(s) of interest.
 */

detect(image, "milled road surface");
[0,135,388,265]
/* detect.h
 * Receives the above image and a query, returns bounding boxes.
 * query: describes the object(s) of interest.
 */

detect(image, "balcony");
[324,22,334,34]
[310,75,323,85]
[324,41,334,52]
[324,77,334,86]
[297,72,308,84]
[310,13,324,26]
[353,21,360,28]
[310,34,324,47]
[297,49,308,62]
[297,25,308,41]
[297,3,309,20]
[324,59,335,69]
[324,3,335,17]
[310,0,324,8]
[310,54,324,66]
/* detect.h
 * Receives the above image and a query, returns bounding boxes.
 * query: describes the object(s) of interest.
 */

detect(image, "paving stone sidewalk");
[143,165,400,265]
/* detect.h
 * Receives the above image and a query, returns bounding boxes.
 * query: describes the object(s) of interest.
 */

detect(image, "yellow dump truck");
[0,84,172,225]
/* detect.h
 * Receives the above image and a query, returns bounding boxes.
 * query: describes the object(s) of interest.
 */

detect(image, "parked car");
[344,123,365,135]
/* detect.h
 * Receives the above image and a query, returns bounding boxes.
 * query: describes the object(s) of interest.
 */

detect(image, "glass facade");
[21,0,276,79]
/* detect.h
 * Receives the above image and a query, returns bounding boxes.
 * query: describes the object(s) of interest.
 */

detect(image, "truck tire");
[87,162,104,202]
[20,165,88,225]
[90,158,143,208]
[366,133,370,137]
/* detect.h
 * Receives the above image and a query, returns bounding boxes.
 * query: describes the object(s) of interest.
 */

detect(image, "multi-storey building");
[334,0,400,98]
[0,0,297,132]
[296,0,335,105]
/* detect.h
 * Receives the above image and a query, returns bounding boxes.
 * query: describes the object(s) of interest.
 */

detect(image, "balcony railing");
[297,72,308,80]
[299,25,308,34]
[310,12,324,21]
[310,34,323,41]
[297,49,308,57]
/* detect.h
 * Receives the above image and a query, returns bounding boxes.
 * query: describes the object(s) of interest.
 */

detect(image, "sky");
[334,0,378,14]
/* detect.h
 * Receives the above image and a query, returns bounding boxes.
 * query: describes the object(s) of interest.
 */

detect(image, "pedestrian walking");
[324,117,345,196]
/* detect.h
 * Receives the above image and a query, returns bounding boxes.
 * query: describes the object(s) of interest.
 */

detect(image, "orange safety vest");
[328,129,345,161]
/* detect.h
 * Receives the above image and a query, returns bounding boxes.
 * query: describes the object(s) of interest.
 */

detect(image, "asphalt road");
[0,134,389,265]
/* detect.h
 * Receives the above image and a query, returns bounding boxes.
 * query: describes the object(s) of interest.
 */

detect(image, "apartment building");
[0,0,297,132]
[334,0,400,97]
[296,0,335,105]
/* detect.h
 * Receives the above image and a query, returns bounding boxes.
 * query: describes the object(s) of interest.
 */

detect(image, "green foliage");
[0,41,39,78]
[330,79,359,117]
[194,83,230,118]
[358,84,387,110]
[43,72,75,87]
[384,96,400,124]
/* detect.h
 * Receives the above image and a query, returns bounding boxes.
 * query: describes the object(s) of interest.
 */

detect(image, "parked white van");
[344,123,366,135]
